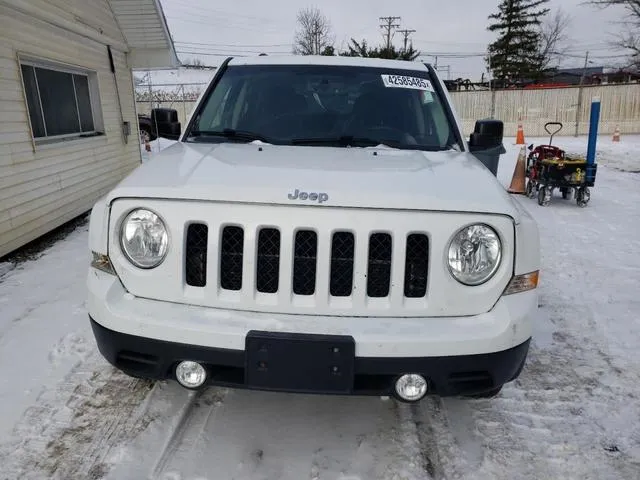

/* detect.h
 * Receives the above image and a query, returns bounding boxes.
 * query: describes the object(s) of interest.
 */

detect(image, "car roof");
[227,55,432,72]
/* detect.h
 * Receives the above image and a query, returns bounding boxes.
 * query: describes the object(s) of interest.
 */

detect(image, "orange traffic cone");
[508,146,527,194]
[612,125,620,142]
[515,118,525,145]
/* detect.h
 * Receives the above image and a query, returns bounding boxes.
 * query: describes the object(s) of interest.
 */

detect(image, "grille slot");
[367,233,392,297]
[404,234,429,298]
[293,230,318,295]
[256,228,280,293]
[220,226,244,290]
[185,223,208,287]
[330,232,355,297]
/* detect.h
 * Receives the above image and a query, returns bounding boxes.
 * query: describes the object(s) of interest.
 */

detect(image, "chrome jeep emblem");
[288,189,329,203]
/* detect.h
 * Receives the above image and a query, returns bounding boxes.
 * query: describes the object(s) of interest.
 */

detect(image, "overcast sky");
[158,0,629,80]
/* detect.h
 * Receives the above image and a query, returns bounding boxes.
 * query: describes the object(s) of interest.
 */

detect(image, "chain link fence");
[135,82,208,127]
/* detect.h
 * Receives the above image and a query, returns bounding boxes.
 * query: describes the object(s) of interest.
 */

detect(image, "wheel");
[466,386,503,399]
[537,186,550,206]
[576,187,590,207]
[139,124,157,142]
[561,187,571,199]
[525,179,535,198]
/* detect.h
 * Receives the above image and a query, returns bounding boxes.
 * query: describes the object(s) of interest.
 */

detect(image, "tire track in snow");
[426,334,640,480]
[0,352,157,480]
[150,388,206,478]
[117,388,435,480]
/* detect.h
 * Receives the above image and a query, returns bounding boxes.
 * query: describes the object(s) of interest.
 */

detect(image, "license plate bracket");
[245,331,355,393]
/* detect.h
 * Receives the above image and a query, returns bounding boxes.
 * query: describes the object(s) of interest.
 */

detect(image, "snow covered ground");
[1,134,639,480]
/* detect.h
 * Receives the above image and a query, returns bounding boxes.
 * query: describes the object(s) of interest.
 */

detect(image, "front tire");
[525,179,535,198]
[537,186,549,206]
[576,187,590,207]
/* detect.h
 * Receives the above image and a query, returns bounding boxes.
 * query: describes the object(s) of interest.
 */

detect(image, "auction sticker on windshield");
[381,74,434,91]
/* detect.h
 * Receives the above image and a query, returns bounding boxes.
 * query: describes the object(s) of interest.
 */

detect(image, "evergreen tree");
[340,38,420,61]
[486,0,551,82]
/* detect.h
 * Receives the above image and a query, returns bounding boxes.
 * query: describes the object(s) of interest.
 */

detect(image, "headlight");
[448,224,502,285]
[120,209,169,268]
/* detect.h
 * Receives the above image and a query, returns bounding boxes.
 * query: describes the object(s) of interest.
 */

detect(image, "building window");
[19,58,103,143]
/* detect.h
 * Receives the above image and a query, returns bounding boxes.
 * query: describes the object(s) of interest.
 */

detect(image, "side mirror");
[150,108,181,140]
[468,119,504,152]
[468,119,506,177]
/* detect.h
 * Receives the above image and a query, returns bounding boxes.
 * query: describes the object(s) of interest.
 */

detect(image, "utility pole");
[575,51,590,137]
[379,16,401,50]
[488,51,496,119]
[579,51,590,86]
[397,28,416,52]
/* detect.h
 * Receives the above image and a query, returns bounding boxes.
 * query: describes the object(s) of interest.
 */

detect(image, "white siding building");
[0,0,179,258]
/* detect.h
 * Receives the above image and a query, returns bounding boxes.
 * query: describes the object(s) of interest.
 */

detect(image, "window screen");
[20,63,96,139]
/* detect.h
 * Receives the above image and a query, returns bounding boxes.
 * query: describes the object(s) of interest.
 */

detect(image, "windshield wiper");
[188,128,271,143]
[291,136,400,148]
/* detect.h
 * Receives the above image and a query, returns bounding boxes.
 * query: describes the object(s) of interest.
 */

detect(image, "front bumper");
[91,317,530,397]
[88,269,536,397]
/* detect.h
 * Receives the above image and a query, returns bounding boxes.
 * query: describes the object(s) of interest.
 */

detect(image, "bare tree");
[539,8,572,70]
[293,7,334,55]
[585,0,640,68]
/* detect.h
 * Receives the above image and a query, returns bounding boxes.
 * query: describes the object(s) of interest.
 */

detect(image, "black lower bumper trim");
[90,317,530,397]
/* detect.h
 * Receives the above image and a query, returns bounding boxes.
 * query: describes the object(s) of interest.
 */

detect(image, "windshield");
[185,64,459,151]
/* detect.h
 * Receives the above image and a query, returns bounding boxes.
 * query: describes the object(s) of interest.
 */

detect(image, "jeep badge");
[288,189,329,203]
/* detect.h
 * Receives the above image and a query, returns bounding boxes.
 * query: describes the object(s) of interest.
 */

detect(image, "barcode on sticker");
[381,74,433,91]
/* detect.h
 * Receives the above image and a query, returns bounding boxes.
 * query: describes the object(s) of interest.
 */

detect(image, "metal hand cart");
[525,122,597,207]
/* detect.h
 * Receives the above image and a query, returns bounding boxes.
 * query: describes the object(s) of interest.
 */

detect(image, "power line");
[379,16,401,50]
[175,41,292,48]
[175,45,292,54]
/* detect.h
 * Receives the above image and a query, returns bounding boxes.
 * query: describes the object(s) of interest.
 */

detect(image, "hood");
[110,142,520,219]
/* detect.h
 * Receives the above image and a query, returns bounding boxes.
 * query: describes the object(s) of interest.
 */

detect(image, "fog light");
[175,361,207,388]
[395,374,428,401]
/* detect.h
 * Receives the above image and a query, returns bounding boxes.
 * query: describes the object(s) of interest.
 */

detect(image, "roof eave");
[108,0,180,69]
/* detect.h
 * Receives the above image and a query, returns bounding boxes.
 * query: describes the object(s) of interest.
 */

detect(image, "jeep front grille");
[330,232,355,297]
[293,230,318,295]
[220,226,244,291]
[404,233,429,298]
[367,233,392,298]
[256,228,280,293]
[185,225,429,302]
[185,223,209,287]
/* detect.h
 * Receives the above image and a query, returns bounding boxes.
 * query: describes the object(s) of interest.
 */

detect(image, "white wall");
[0,0,142,258]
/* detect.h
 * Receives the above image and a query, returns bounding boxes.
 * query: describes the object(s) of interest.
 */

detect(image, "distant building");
[443,65,639,91]
[534,66,640,88]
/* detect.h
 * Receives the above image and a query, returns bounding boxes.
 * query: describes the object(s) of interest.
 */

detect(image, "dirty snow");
[0,134,639,480]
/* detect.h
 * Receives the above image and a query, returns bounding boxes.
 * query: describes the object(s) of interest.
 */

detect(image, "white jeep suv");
[87,55,539,402]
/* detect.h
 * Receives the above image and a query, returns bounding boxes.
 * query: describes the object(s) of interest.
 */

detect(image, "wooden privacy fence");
[450,83,640,138]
